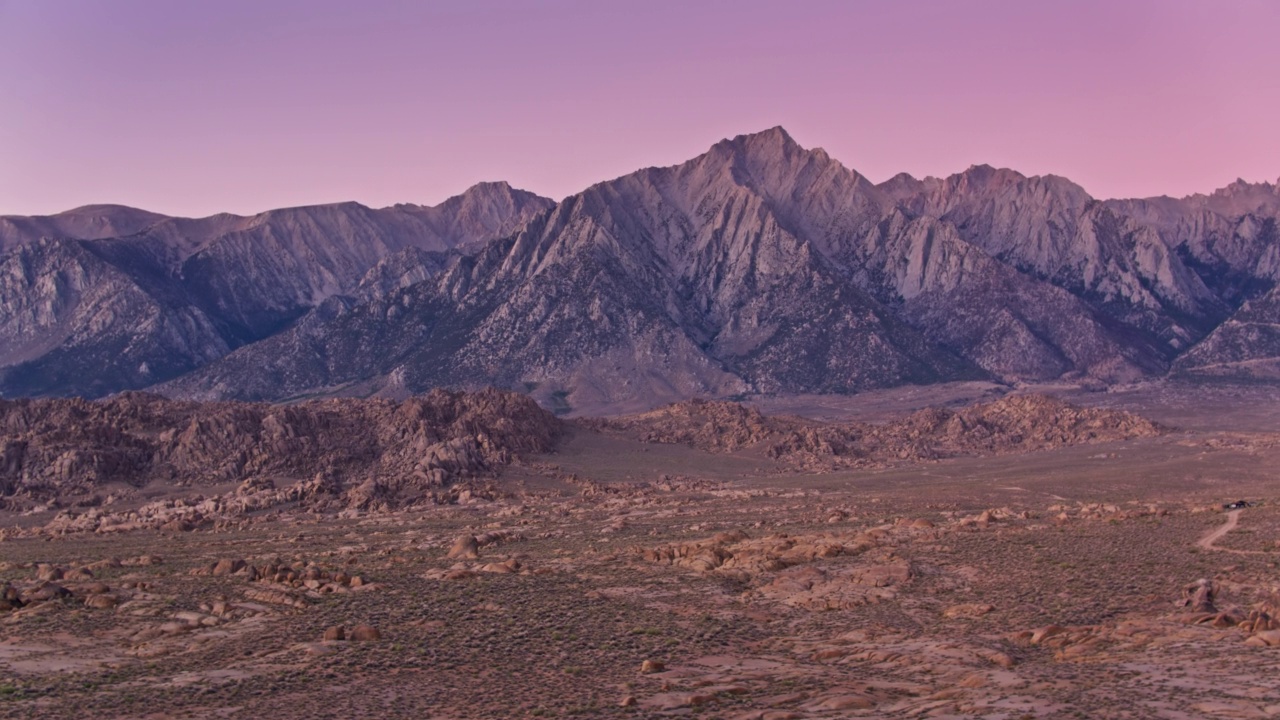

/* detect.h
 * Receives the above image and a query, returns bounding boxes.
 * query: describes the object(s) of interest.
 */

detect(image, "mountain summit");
[1,129,1277,407]
[0,184,553,396]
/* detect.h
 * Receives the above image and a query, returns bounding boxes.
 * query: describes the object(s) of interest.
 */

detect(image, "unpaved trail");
[1197,509,1242,551]
[1195,509,1270,555]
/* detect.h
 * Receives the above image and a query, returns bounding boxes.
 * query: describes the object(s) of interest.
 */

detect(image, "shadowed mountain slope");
[2,129,1277,405]
[161,129,982,406]
[0,184,553,397]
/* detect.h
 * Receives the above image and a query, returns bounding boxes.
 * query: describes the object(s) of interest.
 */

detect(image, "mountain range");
[2,128,1277,412]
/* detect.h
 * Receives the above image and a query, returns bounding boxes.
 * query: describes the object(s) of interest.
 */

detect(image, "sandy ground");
[2,381,1279,719]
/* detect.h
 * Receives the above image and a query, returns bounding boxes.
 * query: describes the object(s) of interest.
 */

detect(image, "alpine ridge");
[2,128,1277,410]
[0,183,553,396]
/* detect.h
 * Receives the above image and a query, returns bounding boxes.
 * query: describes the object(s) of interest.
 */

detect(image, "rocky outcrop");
[0,388,560,508]
[590,394,1160,470]
[580,399,782,452]
[862,393,1162,457]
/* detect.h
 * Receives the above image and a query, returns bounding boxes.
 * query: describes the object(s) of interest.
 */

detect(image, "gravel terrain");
[2,384,1279,719]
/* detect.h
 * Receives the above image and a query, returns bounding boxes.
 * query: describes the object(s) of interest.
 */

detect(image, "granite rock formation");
[2,129,1277,406]
[0,388,560,509]
[0,183,552,396]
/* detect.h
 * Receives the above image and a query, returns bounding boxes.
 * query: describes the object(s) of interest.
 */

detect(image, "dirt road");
[1195,509,1272,556]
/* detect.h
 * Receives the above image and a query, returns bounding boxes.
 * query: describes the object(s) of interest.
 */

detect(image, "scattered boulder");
[480,558,521,574]
[447,535,480,560]
[159,621,191,636]
[943,603,994,619]
[0,583,24,612]
[21,582,72,604]
[1240,610,1279,633]
[212,558,247,577]
[243,586,307,609]
[84,594,118,609]
[1182,579,1217,614]
[1030,625,1067,645]
[816,694,875,711]
[1244,630,1280,648]
[640,659,665,674]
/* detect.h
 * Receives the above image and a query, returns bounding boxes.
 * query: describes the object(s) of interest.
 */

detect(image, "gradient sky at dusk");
[2,0,1278,217]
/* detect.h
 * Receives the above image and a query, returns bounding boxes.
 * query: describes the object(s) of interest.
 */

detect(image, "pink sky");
[1,0,1278,217]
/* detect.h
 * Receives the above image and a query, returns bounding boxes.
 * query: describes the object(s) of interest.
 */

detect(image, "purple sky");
[2,0,1278,217]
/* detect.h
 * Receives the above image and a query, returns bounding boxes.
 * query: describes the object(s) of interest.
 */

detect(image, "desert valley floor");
[2,381,1280,719]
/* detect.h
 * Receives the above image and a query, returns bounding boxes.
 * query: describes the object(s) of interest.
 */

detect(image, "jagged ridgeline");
[2,128,1278,408]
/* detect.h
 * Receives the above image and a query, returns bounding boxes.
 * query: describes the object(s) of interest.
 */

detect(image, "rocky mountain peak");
[247,200,368,228]
[431,181,552,229]
[718,125,800,154]
[688,127,886,242]
[0,181,556,398]
[458,179,522,197]
[1199,178,1280,217]
[403,181,536,211]
[1214,178,1268,196]
[0,204,169,253]
[877,172,925,202]
[956,163,1022,190]
[949,165,1092,207]
[704,126,850,187]
[57,203,165,222]
[2,128,1278,403]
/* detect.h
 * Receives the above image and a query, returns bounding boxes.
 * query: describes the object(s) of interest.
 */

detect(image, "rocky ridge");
[585,393,1162,470]
[1174,281,1280,379]
[158,129,1279,407]
[0,391,1166,528]
[2,129,1278,406]
[0,183,553,397]
[0,388,560,514]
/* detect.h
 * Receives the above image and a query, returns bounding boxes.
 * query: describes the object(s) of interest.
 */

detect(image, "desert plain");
[2,380,1279,720]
